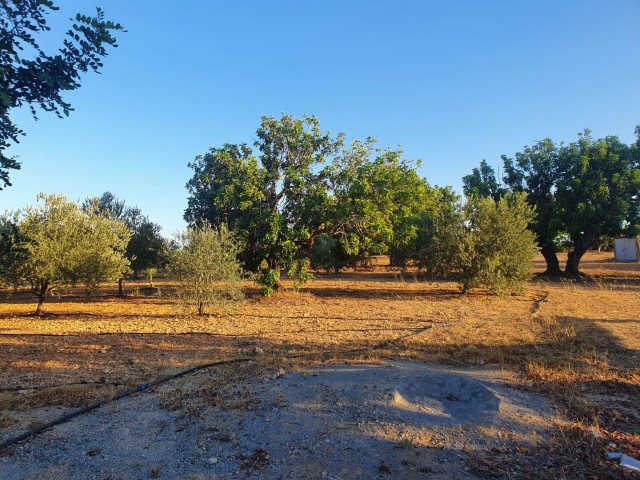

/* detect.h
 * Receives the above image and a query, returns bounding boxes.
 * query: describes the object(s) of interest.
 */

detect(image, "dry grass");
[0,251,638,477]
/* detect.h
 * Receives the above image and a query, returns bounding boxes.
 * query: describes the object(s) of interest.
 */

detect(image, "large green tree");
[0,1,124,189]
[186,117,448,287]
[185,143,265,269]
[185,114,343,294]
[556,130,640,275]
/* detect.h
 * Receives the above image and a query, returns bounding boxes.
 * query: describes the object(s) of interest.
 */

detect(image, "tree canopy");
[326,138,438,270]
[185,114,343,294]
[502,138,564,275]
[462,159,505,201]
[0,0,124,189]
[556,130,640,274]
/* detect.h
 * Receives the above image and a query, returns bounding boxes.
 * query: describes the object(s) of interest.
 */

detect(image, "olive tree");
[17,193,130,314]
[171,223,244,316]
[420,192,538,295]
[457,193,538,294]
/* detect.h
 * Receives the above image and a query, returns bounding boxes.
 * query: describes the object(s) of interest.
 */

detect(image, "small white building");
[614,237,640,262]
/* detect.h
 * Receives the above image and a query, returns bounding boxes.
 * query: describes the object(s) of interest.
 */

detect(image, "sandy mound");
[0,361,554,480]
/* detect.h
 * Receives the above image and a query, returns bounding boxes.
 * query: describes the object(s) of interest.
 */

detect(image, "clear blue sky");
[2,0,639,235]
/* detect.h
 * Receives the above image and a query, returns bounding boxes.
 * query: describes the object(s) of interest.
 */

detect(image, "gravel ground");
[0,361,554,480]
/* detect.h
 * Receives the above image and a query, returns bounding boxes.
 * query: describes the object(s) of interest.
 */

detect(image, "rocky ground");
[0,360,553,480]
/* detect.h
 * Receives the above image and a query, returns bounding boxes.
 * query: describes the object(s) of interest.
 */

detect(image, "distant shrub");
[257,267,280,297]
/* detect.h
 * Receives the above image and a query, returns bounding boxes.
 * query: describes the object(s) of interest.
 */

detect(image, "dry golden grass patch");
[0,251,638,477]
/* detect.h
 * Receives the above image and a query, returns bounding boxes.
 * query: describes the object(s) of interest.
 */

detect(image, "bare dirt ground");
[0,252,638,479]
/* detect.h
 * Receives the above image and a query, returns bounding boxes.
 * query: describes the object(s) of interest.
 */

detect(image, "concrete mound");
[392,373,500,422]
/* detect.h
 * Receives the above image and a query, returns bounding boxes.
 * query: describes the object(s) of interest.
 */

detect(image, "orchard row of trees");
[0,193,170,313]
[184,114,540,296]
[463,128,640,275]
[1,193,245,315]
[184,115,640,294]
[2,114,638,314]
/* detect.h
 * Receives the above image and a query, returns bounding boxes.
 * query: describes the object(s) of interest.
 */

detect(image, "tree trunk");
[540,244,562,276]
[564,238,592,276]
[34,280,49,315]
[198,301,204,316]
[118,278,124,297]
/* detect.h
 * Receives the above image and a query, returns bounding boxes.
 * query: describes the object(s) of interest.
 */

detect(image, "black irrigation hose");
[0,322,451,453]
[0,357,252,452]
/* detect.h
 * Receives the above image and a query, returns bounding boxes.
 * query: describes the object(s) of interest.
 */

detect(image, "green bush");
[257,268,280,297]
[417,204,464,279]
[286,257,313,292]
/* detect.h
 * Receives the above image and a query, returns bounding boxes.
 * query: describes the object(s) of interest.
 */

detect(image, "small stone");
[253,346,264,356]
[100,349,108,354]
[208,457,218,464]
[278,368,286,377]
